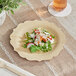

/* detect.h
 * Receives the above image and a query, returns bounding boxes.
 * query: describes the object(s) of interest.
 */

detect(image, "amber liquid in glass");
[53,0,67,11]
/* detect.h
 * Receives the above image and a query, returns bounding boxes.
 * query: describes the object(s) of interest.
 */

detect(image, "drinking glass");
[53,0,67,11]
[48,0,72,17]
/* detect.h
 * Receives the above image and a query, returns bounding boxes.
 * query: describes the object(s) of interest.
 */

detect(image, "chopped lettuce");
[41,41,52,52]
[30,45,40,53]
[25,40,29,44]
[24,38,52,52]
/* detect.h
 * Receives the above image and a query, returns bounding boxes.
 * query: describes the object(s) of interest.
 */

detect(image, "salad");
[23,28,55,53]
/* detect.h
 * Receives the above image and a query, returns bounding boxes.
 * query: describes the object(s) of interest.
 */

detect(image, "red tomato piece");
[48,35,52,40]
[34,29,40,34]
[42,37,47,42]
[34,36,37,39]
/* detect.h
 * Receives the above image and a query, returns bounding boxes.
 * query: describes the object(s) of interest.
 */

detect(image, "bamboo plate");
[10,20,65,61]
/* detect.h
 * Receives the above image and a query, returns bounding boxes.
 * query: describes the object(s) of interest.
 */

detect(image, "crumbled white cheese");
[34,41,38,45]
[48,38,54,44]
[40,33,47,39]
[44,32,50,35]
[30,33,35,38]
[39,42,44,46]
[29,40,33,42]
[46,43,48,49]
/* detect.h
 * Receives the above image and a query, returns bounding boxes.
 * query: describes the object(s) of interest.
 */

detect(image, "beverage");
[53,0,67,11]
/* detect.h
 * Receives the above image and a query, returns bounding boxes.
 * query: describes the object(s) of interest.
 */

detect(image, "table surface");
[0,0,76,76]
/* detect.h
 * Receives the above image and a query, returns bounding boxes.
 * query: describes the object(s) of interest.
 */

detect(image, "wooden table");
[0,0,76,76]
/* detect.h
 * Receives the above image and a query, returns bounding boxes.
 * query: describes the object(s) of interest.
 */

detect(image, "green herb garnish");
[51,35,55,38]
[26,32,31,40]
[23,44,27,48]
[25,40,29,44]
